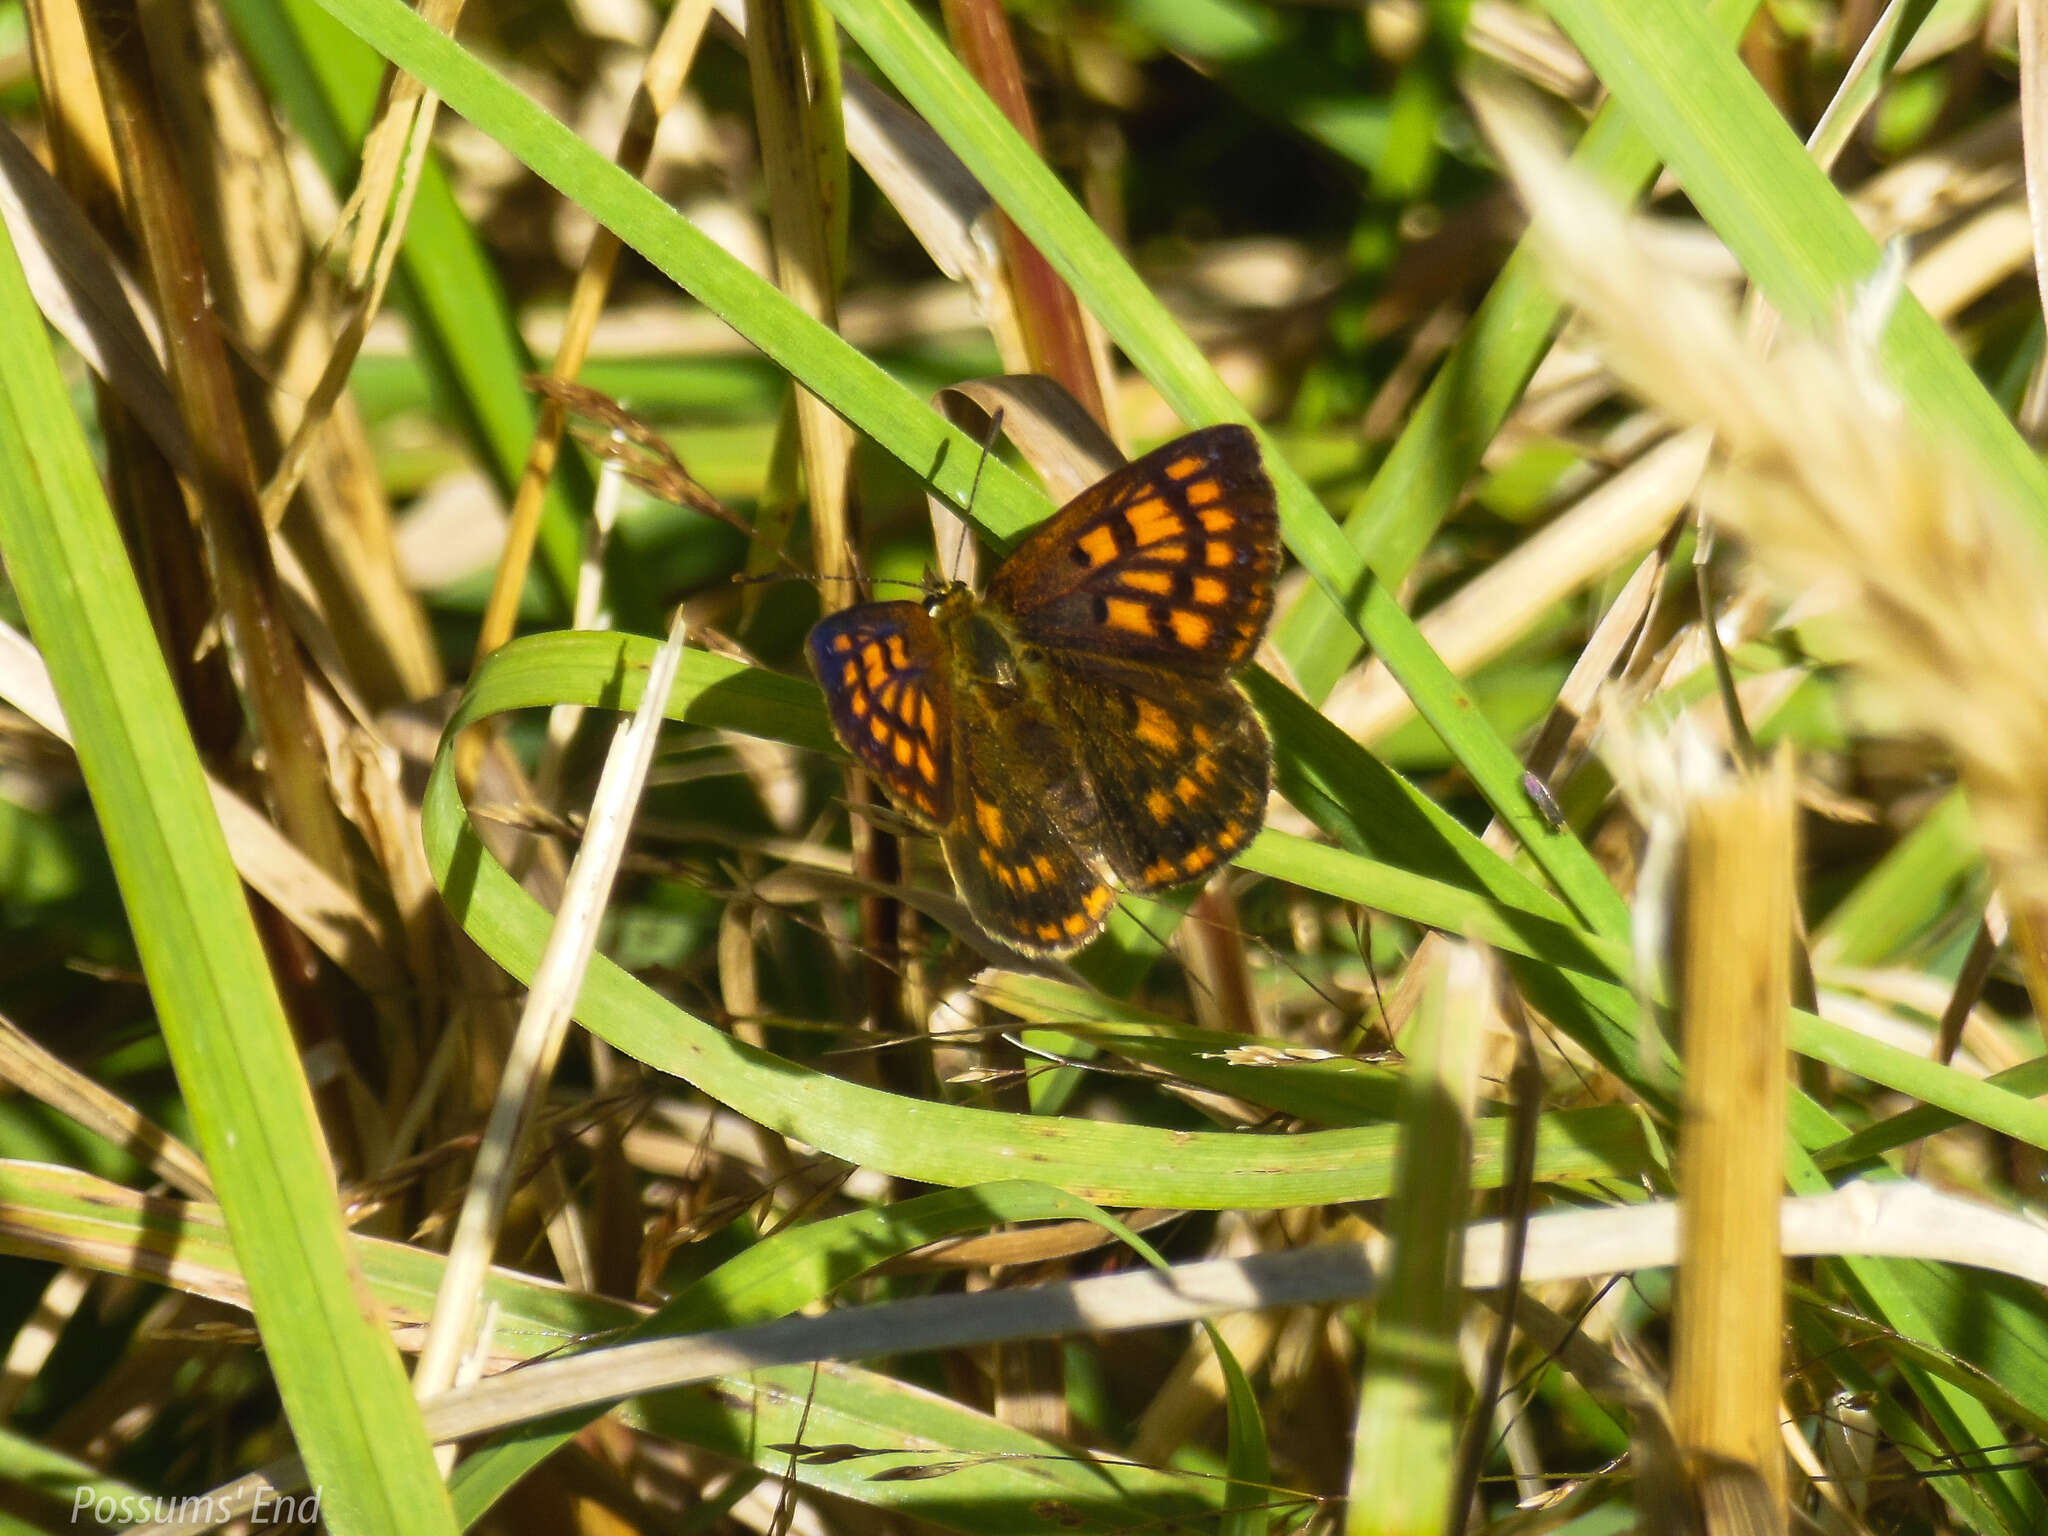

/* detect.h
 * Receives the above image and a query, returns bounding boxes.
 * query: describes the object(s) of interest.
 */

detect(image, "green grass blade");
[0,214,456,1533]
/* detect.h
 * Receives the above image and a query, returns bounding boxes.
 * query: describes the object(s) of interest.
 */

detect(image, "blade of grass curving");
[1273,0,1762,704]
[305,0,1628,938]
[428,630,2048,1181]
[0,1162,1221,1535]
[0,216,455,1529]
[448,1180,1214,1528]
[427,652,1656,1204]
[458,633,1627,981]
[1539,0,2048,534]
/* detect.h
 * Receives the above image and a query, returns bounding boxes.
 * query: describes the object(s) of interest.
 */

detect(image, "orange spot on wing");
[1146,788,1174,821]
[1195,752,1220,782]
[1034,854,1058,882]
[832,632,855,652]
[1076,525,1119,568]
[1018,864,1040,893]
[974,798,1007,847]
[1134,699,1179,750]
[1166,455,1204,480]
[1186,479,1223,505]
[1126,499,1183,546]
[886,634,910,668]
[1142,856,1177,884]
[1205,540,1234,567]
[1182,846,1217,875]
[916,745,938,782]
[1036,922,1063,944]
[1174,774,1202,804]
[1084,886,1113,918]
[870,718,893,747]
[1062,910,1090,937]
[1199,509,1235,533]
[998,864,1018,889]
[1168,610,1213,648]
[840,661,859,686]
[1120,569,1174,595]
[1192,575,1228,606]
[850,690,869,717]
[893,734,914,767]
[918,695,937,738]
[1103,598,1154,635]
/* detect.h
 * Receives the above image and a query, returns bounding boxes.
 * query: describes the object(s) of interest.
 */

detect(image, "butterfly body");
[808,425,1279,957]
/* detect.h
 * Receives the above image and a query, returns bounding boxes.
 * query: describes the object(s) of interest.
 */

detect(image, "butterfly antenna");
[944,406,1006,584]
[964,406,1005,514]
[730,570,926,596]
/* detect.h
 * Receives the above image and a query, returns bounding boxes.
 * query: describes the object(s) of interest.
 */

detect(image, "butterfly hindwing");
[940,686,1117,956]
[984,424,1280,679]
[1046,664,1271,893]
[807,602,953,827]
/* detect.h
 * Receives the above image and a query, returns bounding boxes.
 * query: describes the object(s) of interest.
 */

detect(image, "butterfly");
[807,424,1280,957]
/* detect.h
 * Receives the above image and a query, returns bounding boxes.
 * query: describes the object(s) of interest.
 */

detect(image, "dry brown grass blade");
[0,1008,212,1199]
[412,609,691,1406]
[338,0,460,291]
[749,0,857,588]
[257,64,433,533]
[25,0,248,773]
[0,124,184,474]
[1673,751,1794,1526]
[0,619,407,998]
[74,0,358,897]
[527,376,747,536]
[940,0,1110,426]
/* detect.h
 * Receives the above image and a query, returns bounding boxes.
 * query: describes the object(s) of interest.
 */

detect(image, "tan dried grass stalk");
[1475,86,2048,910]
[1673,751,1794,1527]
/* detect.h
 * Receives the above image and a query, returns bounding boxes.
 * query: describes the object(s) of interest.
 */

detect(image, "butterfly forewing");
[985,424,1280,679]
[1048,666,1271,893]
[806,602,953,827]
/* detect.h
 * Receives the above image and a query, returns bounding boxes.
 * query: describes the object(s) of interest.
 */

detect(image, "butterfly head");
[921,577,974,619]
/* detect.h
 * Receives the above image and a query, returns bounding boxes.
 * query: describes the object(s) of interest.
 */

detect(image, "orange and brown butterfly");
[806,424,1281,958]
